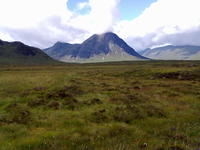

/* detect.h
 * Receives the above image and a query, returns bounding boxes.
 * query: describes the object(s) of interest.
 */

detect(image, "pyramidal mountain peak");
[44,32,148,63]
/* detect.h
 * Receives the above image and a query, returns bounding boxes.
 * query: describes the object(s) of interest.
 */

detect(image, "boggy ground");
[0,61,200,150]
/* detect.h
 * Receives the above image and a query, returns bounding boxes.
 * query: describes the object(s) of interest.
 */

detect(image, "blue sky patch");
[67,0,91,15]
[118,0,157,20]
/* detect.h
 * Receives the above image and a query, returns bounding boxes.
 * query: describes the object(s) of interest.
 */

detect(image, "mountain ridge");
[139,45,200,60]
[0,39,58,65]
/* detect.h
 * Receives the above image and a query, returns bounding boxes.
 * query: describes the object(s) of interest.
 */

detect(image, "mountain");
[44,32,148,63]
[139,45,200,60]
[0,39,58,65]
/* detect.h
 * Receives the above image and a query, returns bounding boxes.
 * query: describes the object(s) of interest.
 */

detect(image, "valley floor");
[0,61,200,150]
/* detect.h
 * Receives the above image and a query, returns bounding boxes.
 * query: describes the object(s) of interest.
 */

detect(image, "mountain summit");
[44,32,148,62]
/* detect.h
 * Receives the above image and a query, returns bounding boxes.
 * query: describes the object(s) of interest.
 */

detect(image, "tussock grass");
[0,61,200,149]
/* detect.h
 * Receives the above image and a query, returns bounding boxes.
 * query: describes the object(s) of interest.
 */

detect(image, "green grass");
[0,61,200,150]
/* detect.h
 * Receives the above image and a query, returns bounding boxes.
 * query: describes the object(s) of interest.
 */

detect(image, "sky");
[68,0,157,20]
[0,0,200,50]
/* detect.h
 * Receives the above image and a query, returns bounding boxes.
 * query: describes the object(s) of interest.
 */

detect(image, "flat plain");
[0,61,200,150]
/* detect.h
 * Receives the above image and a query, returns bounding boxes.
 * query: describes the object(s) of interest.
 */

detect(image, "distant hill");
[139,45,200,60]
[0,39,58,65]
[44,32,148,63]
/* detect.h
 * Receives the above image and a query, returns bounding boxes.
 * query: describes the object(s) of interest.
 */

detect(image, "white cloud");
[0,0,74,48]
[1,0,200,51]
[114,0,200,50]
[0,0,70,28]
[68,0,120,34]
[0,0,120,48]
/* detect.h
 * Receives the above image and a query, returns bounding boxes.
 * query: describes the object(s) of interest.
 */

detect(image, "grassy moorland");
[0,61,200,150]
